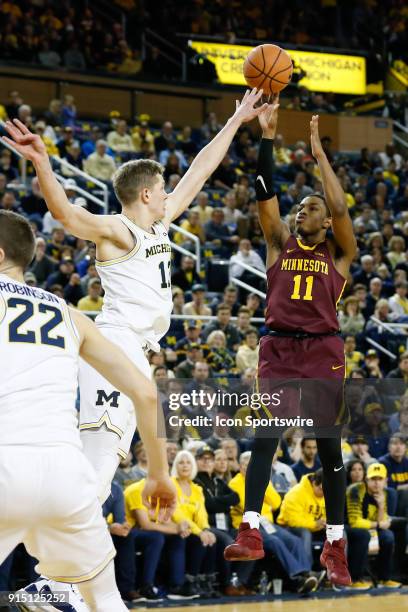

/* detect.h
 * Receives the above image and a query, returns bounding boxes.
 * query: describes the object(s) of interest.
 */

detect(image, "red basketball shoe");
[320,538,351,586]
[224,523,265,561]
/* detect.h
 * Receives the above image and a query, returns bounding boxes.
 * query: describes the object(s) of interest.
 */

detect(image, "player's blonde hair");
[112,159,164,207]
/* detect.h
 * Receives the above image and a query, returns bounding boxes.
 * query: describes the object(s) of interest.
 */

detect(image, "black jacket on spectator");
[29,256,56,287]
[64,284,84,306]
[352,270,378,289]
[21,193,48,217]
[194,471,239,530]
[171,268,201,291]
[46,270,71,290]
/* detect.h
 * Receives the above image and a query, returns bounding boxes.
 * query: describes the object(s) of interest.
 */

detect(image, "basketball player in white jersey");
[3,89,269,505]
[0,210,176,611]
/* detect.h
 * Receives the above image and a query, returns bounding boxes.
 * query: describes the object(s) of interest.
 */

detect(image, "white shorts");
[0,446,115,583]
[79,326,151,459]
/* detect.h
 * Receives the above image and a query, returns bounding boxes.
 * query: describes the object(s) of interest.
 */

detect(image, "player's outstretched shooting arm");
[255,95,290,269]
[310,115,357,277]
[70,308,176,519]
[161,88,270,224]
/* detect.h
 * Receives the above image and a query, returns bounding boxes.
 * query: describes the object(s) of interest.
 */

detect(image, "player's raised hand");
[142,474,177,522]
[310,114,325,160]
[234,88,269,124]
[1,119,47,164]
[257,93,279,138]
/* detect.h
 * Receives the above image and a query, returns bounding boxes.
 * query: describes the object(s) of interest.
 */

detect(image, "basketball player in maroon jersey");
[225,100,356,587]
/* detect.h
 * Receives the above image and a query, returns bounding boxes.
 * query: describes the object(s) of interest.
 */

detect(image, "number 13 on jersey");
[290,274,314,301]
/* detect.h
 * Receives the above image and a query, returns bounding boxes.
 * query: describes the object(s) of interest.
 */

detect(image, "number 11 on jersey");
[290,274,314,301]
[158,260,171,289]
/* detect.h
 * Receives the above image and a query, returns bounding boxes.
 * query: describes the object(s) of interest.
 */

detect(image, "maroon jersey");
[265,235,346,334]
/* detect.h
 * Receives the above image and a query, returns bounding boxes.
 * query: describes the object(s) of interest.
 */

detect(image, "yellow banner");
[189,41,366,95]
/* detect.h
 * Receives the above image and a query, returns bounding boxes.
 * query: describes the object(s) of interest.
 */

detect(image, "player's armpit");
[58,206,128,244]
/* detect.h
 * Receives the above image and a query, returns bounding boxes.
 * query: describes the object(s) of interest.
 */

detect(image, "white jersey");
[0,274,81,449]
[95,215,172,351]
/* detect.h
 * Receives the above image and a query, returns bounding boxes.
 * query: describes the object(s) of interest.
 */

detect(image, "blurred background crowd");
[0,84,407,601]
[0,0,408,121]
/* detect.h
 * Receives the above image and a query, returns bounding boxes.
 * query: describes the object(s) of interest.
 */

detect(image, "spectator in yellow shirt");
[236,330,259,372]
[77,278,104,312]
[344,335,364,377]
[227,452,319,593]
[34,121,59,156]
[274,134,292,167]
[124,478,197,601]
[107,119,135,153]
[277,469,326,565]
[346,463,401,588]
[173,210,205,245]
[131,121,155,154]
[383,161,400,189]
[83,140,117,181]
[171,450,218,596]
[191,191,213,225]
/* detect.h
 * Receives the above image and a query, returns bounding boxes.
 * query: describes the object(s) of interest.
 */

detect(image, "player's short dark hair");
[0,210,35,270]
[113,159,164,207]
[307,193,331,217]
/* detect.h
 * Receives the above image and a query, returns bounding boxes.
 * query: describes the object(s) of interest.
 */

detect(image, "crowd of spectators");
[89,432,408,599]
[0,0,142,75]
[0,88,408,600]
[2,0,408,87]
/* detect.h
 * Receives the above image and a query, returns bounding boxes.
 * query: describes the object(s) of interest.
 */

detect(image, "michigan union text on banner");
[189,40,366,95]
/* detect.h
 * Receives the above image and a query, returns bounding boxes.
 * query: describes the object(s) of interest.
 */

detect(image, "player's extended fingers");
[252,88,263,104]
[1,136,21,150]
[12,118,31,134]
[252,102,270,116]
[4,120,23,140]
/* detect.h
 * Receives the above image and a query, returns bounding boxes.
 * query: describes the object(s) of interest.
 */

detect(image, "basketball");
[243,44,293,94]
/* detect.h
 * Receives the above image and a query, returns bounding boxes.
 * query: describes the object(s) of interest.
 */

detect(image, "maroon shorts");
[256,334,347,429]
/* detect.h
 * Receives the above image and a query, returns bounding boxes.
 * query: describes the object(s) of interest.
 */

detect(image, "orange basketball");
[243,44,293,94]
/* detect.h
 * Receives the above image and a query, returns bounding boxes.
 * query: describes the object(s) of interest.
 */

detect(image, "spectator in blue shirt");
[291,438,321,482]
[204,208,239,254]
[379,433,408,519]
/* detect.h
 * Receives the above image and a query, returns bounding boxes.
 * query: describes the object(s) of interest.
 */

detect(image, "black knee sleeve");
[317,436,346,524]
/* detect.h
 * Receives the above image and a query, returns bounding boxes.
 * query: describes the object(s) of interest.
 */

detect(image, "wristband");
[255,138,276,201]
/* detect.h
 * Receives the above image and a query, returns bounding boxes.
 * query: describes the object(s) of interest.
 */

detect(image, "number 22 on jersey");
[290,274,314,301]
[7,297,65,348]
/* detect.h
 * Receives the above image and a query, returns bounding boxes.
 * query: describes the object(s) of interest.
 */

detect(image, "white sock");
[243,511,260,529]
[326,524,344,543]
